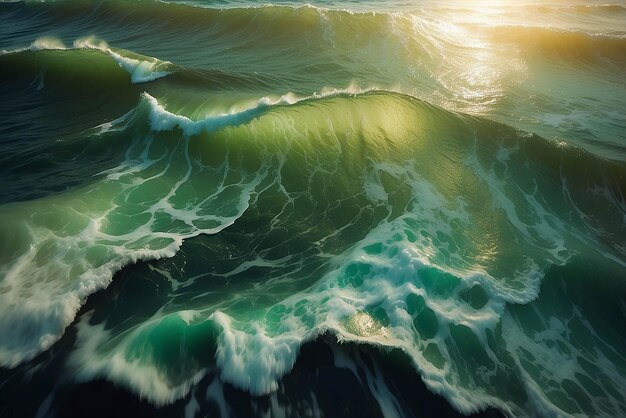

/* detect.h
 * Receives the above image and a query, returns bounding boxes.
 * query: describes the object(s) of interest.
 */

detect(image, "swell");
[0,44,269,101]
[0,89,625,416]
[4,0,625,153]
[0,44,158,203]
[0,43,281,205]
[4,1,626,69]
[0,39,172,86]
[0,39,284,113]
[0,39,173,144]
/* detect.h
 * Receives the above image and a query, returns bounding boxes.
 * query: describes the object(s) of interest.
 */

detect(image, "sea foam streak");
[0,94,269,367]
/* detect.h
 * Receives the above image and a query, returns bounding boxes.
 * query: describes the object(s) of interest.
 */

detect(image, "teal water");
[0,1,625,417]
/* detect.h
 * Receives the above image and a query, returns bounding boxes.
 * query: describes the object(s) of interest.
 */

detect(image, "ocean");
[0,0,625,416]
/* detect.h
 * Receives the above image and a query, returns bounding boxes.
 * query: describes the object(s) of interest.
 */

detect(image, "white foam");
[73,37,172,84]
[94,108,135,135]
[153,205,505,411]
[210,311,307,395]
[0,115,265,368]
[140,82,390,137]
[30,37,67,51]
[143,93,270,136]
[501,301,626,416]
[64,95,548,414]
[67,312,209,405]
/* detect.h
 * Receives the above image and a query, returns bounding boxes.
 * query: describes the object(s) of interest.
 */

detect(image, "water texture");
[0,1,625,417]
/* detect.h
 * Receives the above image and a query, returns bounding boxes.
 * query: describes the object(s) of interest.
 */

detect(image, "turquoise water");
[0,1,625,417]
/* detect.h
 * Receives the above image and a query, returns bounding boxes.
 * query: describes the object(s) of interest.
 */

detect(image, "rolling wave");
[3,1,624,69]
[0,86,624,414]
[0,37,173,85]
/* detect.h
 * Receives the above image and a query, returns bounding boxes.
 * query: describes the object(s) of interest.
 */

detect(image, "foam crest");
[67,312,210,405]
[141,83,384,136]
[30,37,67,51]
[210,311,307,395]
[73,38,172,83]
[0,36,171,84]
[143,93,271,136]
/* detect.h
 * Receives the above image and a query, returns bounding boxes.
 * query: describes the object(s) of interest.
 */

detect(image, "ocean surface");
[0,0,625,417]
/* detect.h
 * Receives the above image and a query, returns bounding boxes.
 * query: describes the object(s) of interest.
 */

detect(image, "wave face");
[0,1,625,417]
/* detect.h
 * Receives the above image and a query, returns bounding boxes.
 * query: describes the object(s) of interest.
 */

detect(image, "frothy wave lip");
[73,38,173,83]
[1,37,173,84]
[143,93,272,136]
[139,84,389,136]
